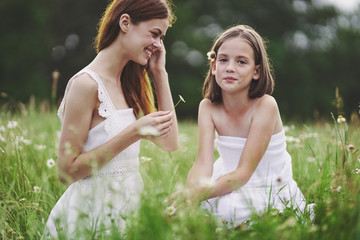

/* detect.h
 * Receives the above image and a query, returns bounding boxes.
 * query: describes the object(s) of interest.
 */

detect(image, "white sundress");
[202,131,312,226]
[42,69,143,239]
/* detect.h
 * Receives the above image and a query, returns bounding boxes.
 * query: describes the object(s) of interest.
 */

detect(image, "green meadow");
[0,105,359,239]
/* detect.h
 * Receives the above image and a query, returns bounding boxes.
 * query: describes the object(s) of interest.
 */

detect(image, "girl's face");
[212,37,260,95]
[122,17,169,65]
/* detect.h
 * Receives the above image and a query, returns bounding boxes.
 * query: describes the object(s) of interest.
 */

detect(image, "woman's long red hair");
[95,0,175,118]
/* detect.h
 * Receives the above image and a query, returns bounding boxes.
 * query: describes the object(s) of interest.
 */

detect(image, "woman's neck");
[88,43,129,82]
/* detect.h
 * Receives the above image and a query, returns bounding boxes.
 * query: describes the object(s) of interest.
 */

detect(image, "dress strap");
[57,68,115,123]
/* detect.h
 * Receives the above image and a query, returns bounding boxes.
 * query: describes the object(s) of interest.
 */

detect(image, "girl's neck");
[222,91,255,114]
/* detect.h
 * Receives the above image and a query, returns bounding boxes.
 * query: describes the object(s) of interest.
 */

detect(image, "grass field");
[0,105,359,239]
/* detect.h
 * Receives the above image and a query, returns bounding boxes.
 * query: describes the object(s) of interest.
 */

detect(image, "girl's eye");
[238,60,246,64]
[219,58,227,62]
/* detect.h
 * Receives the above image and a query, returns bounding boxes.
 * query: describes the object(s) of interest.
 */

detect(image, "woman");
[42,0,177,238]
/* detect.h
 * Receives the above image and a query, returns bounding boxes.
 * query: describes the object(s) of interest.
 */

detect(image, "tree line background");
[1,0,359,121]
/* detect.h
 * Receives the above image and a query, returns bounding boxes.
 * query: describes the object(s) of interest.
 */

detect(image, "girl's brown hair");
[95,0,175,117]
[203,25,274,102]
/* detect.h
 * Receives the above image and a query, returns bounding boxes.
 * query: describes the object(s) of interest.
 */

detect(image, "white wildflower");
[22,139,32,145]
[346,144,355,152]
[138,126,159,137]
[46,158,56,168]
[140,156,152,162]
[307,157,316,162]
[19,198,27,202]
[303,132,319,138]
[32,202,39,207]
[15,136,24,143]
[34,144,46,150]
[0,134,5,142]
[179,95,186,103]
[337,115,346,124]
[286,136,300,143]
[33,186,41,193]
[16,136,31,145]
[165,206,176,216]
[0,126,6,132]
[7,121,18,129]
[178,133,189,143]
[0,147,4,153]
[330,185,341,192]
[207,50,216,61]
[354,168,360,174]
[283,126,290,132]
[171,95,187,111]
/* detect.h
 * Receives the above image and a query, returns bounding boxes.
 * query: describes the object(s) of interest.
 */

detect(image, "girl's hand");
[166,185,209,208]
[147,40,166,78]
[134,110,173,140]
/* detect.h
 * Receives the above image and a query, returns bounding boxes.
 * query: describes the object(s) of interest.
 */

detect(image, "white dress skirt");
[201,131,313,226]
[42,69,143,239]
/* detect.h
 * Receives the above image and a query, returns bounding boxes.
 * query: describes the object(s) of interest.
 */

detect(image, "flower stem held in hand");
[171,95,186,112]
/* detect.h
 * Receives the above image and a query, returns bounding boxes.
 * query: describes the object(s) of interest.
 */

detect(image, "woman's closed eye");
[151,32,165,41]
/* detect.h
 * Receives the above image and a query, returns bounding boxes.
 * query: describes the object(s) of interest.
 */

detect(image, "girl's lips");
[223,77,237,81]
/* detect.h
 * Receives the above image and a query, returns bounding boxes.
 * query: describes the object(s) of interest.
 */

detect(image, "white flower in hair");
[207,50,216,62]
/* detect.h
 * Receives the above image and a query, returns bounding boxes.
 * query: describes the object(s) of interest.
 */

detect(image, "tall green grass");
[0,105,359,239]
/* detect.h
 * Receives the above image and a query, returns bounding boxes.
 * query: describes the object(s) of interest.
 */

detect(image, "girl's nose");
[226,61,235,72]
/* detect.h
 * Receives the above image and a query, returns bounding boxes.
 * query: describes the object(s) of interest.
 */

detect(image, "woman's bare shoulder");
[68,72,98,94]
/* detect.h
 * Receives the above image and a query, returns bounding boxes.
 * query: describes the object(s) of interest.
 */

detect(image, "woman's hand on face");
[135,110,174,140]
[147,40,166,77]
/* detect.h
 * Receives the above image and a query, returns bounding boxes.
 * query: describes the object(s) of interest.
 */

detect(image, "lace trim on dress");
[81,69,115,118]
[57,68,116,122]
[84,166,139,179]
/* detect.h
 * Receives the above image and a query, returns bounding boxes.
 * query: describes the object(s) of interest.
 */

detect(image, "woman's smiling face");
[122,17,169,65]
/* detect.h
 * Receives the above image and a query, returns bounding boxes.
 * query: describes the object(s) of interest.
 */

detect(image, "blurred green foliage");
[0,0,359,121]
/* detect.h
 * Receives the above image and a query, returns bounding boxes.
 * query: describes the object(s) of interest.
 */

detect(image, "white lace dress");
[42,69,143,239]
[202,131,311,226]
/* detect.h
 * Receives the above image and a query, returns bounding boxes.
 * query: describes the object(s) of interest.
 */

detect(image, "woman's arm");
[147,40,178,151]
[58,75,174,185]
[192,96,281,202]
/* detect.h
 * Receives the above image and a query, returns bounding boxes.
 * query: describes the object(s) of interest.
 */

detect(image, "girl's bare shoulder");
[199,98,221,111]
[257,95,278,111]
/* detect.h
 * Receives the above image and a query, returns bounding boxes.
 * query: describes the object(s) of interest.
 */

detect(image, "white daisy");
[165,206,176,216]
[47,158,56,168]
[33,186,41,193]
[7,121,18,129]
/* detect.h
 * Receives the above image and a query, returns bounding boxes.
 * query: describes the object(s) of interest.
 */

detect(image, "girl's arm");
[192,96,280,202]
[186,99,215,186]
[58,75,174,185]
[148,41,178,152]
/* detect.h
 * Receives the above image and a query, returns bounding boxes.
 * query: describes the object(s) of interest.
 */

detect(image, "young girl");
[42,0,177,238]
[174,25,311,226]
